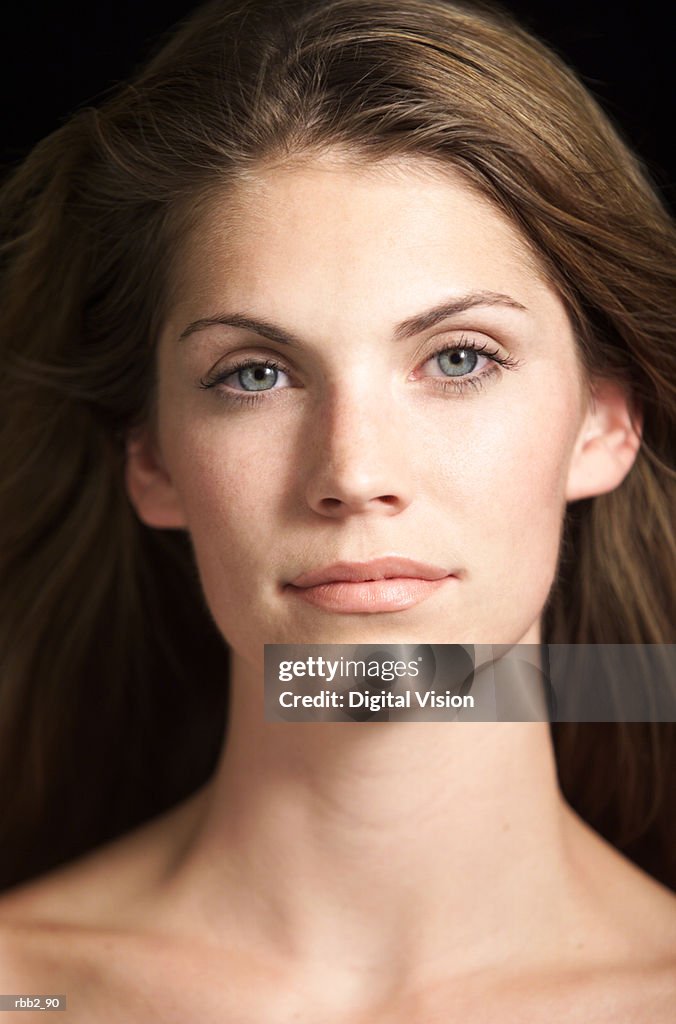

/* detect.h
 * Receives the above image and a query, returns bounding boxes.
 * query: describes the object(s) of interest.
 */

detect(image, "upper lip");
[288,557,454,588]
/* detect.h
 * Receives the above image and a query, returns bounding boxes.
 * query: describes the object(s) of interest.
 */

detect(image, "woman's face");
[147,157,589,660]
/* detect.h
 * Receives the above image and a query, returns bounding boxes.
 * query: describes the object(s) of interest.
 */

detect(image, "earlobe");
[565,380,642,502]
[124,427,188,529]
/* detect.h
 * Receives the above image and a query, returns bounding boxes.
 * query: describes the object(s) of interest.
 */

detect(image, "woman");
[0,0,674,1019]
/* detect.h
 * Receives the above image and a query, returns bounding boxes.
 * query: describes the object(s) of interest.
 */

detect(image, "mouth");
[285,557,460,614]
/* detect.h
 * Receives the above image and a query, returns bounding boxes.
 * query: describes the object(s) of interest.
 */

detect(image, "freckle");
[502,822,510,832]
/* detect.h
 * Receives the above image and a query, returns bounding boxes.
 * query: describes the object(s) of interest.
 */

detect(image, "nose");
[303,383,414,518]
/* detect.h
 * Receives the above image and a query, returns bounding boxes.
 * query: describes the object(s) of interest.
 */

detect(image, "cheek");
[163,422,282,638]
[433,382,575,502]
[431,382,579,587]
[487,411,570,518]
[160,411,296,584]
[164,404,278,509]
[156,353,285,524]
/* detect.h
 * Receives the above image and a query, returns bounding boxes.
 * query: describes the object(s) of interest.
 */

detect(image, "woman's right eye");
[199,358,292,393]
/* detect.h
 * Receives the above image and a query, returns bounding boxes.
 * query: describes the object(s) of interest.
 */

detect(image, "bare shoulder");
[0,789,257,1022]
[0,859,132,1020]
[564,803,676,959]
[0,877,200,1023]
[0,889,275,1024]
[545,805,676,1022]
[0,916,190,1023]
[0,788,207,933]
[0,792,207,1019]
[451,958,676,1024]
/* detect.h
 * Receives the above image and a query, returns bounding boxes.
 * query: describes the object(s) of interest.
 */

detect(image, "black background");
[1,2,674,212]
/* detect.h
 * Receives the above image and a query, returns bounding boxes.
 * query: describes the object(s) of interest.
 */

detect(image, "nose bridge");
[327,373,389,451]
[304,371,413,514]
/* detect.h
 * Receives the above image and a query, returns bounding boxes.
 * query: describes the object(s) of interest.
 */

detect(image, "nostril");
[312,490,409,516]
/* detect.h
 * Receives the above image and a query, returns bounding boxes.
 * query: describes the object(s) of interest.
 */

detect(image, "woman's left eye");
[420,345,490,379]
[415,336,520,393]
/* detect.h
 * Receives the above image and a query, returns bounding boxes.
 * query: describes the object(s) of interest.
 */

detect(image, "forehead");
[169,156,562,331]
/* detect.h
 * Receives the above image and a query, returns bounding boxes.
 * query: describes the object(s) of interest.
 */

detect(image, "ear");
[124,426,188,529]
[565,379,642,502]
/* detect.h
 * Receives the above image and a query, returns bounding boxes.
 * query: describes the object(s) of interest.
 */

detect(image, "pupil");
[240,363,277,391]
[439,348,477,377]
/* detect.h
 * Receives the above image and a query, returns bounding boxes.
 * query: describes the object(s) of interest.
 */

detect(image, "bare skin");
[1,157,674,1020]
[0,790,675,1022]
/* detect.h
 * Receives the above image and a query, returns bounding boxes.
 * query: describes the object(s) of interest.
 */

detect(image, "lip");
[288,557,453,588]
[285,557,459,614]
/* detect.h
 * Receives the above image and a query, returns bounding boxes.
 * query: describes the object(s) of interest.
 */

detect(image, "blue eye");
[235,362,283,391]
[418,336,519,392]
[200,358,291,394]
[433,347,481,377]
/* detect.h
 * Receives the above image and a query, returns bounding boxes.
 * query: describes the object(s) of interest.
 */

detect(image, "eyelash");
[197,335,521,407]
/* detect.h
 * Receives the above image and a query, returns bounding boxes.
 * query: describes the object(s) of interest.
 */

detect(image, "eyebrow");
[176,289,528,346]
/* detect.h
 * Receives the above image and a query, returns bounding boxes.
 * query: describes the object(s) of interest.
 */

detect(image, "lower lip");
[286,576,455,613]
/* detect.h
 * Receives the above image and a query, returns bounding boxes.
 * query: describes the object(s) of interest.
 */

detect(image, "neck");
[158,645,588,1000]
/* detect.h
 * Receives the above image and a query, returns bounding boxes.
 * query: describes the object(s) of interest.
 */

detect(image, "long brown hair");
[1,0,674,893]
